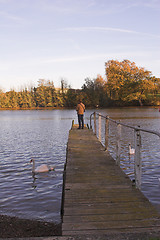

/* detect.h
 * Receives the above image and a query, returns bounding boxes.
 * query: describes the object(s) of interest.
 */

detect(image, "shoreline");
[0,105,159,111]
[0,214,61,238]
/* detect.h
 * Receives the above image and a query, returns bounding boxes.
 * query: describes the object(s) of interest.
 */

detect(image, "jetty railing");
[90,112,160,189]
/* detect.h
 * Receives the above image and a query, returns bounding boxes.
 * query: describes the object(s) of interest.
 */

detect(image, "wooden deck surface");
[62,125,160,236]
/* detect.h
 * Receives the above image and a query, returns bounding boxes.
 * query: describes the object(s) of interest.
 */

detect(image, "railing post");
[71,120,74,129]
[116,123,121,165]
[134,128,142,189]
[105,117,109,151]
[94,112,97,136]
[90,114,92,129]
[98,115,101,142]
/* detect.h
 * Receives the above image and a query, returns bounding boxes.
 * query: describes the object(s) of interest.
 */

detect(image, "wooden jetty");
[62,125,160,236]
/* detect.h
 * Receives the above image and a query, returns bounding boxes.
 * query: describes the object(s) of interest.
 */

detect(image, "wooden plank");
[64,207,157,218]
[63,212,159,223]
[63,219,160,230]
[62,227,159,236]
[64,202,156,214]
[62,126,160,236]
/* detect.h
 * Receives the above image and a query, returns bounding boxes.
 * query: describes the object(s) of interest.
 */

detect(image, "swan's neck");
[32,159,35,172]
[129,145,131,150]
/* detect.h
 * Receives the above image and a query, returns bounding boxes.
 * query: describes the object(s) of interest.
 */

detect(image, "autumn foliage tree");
[105,59,158,106]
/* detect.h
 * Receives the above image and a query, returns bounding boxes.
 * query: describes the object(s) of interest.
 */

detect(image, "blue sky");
[0,0,160,91]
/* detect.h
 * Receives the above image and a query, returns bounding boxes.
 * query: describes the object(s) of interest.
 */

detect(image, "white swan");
[129,144,135,155]
[30,159,54,173]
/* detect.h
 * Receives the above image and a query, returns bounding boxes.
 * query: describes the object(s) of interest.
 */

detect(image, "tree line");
[0,60,160,109]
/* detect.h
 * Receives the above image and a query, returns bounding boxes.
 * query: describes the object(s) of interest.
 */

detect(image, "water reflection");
[31,173,37,189]
[0,108,160,222]
[0,110,74,223]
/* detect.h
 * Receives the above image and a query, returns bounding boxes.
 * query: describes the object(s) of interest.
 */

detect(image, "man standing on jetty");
[76,99,85,129]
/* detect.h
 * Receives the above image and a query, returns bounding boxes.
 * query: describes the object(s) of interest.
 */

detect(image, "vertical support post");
[98,115,101,142]
[94,112,97,136]
[116,123,121,165]
[71,120,74,129]
[134,128,142,189]
[105,117,109,151]
[90,114,92,129]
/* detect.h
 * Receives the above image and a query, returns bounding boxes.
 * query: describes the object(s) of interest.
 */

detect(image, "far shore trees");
[0,59,160,109]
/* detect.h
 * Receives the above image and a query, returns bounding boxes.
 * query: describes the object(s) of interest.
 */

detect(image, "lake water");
[0,108,160,223]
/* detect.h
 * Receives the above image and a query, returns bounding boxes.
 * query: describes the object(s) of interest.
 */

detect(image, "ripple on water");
[0,109,160,222]
[0,110,72,223]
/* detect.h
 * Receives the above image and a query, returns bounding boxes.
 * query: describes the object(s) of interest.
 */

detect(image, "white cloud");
[60,26,138,34]
[138,0,160,9]
[37,0,135,16]
[59,26,160,38]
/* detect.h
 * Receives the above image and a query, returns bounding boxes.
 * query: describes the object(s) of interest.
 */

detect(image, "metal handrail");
[90,112,160,137]
[90,112,160,189]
